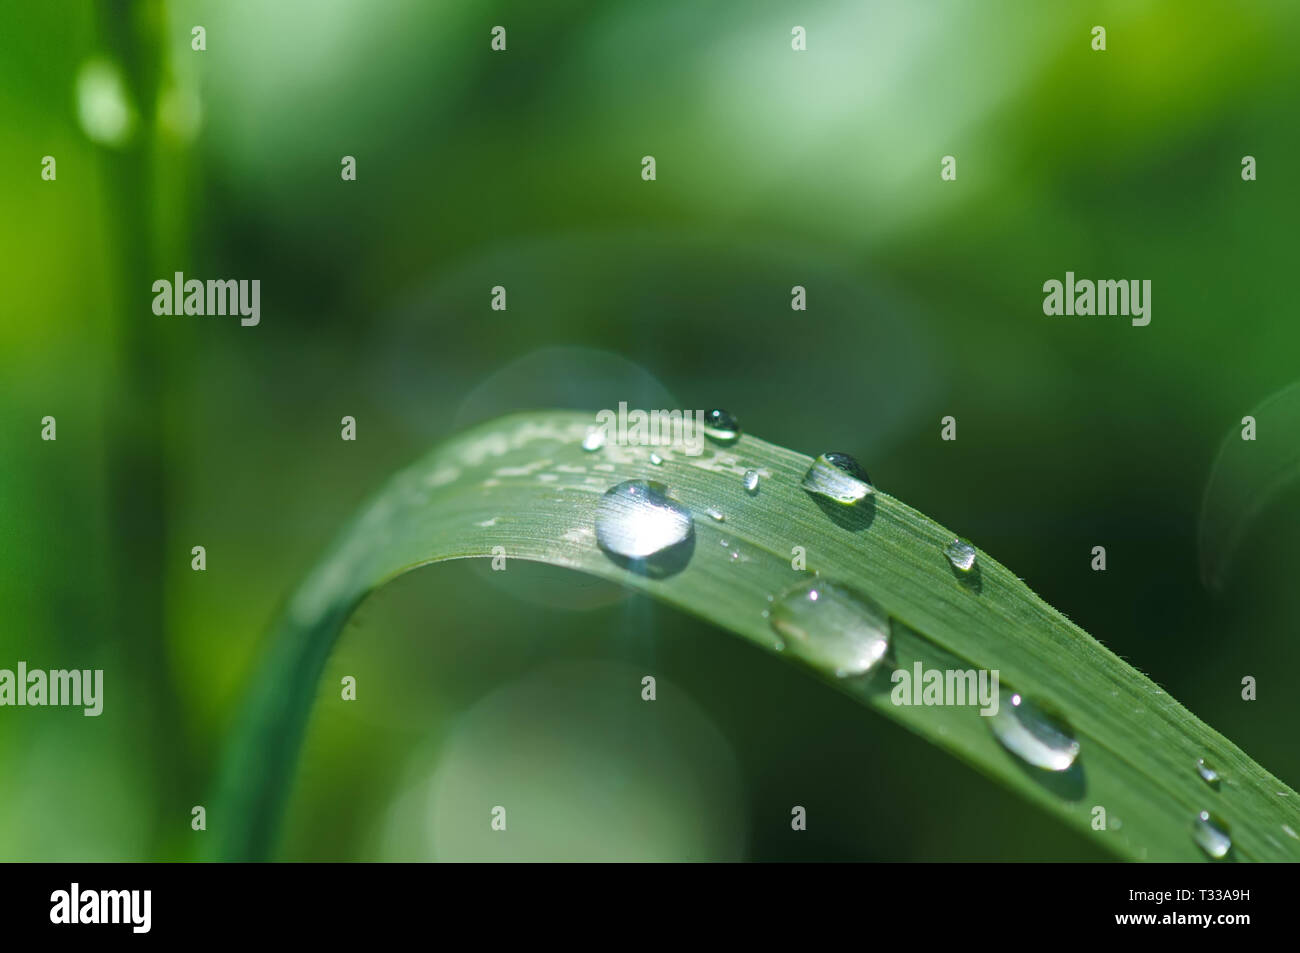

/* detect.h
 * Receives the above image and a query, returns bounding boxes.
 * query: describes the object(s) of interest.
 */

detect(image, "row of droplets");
[584,409,1241,860]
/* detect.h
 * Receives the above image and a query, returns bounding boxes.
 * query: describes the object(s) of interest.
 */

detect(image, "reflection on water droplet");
[945,538,977,572]
[76,58,136,148]
[703,409,741,444]
[801,452,873,504]
[768,579,890,678]
[989,693,1080,771]
[582,428,606,452]
[743,469,760,494]
[1196,757,1221,787]
[595,481,694,575]
[1192,811,1232,859]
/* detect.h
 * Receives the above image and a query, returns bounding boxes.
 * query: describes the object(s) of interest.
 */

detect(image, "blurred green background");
[3,0,1299,861]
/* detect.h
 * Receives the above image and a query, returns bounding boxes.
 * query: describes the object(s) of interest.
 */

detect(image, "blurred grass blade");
[1199,380,1300,591]
[215,411,1300,861]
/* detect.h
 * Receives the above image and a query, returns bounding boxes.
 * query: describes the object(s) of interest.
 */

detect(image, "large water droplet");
[945,538,977,572]
[801,452,873,504]
[768,579,891,678]
[743,469,760,494]
[595,480,694,576]
[1192,811,1232,859]
[1196,757,1221,787]
[703,409,741,444]
[989,693,1080,771]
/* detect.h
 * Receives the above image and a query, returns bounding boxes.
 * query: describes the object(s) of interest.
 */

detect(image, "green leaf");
[214,411,1300,861]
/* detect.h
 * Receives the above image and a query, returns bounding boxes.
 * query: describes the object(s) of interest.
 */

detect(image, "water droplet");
[945,538,977,572]
[1196,757,1221,787]
[1192,811,1232,859]
[825,452,870,483]
[706,507,725,522]
[595,480,694,575]
[1283,824,1298,841]
[649,452,663,466]
[801,452,873,504]
[582,428,606,452]
[703,409,741,444]
[743,469,760,493]
[989,693,1080,771]
[768,579,891,678]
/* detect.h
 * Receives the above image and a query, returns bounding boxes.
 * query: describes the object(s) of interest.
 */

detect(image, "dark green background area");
[2,1,1298,860]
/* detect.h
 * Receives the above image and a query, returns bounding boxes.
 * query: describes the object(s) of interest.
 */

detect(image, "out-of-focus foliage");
[2,0,1298,860]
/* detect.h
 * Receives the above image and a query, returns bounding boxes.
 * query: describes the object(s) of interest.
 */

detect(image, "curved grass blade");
[214,411,1300,861]
[1199,380,1300,591]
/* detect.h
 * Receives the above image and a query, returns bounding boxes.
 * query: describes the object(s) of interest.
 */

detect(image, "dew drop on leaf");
[1192,811,1232,859]
[801,452,873,504]
[768,579,891,678]
[595,480,694,575]
[703,409,741,444]
[1195,757,1221,787]
[945,538,977,572]
[989,693,1080,772]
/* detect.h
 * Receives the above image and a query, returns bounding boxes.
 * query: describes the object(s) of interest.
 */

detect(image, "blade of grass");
[214,410,1300,861]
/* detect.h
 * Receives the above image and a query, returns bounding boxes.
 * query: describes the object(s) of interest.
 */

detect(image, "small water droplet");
[768,579,891,678]
[706,507,725,522]
[743,469,760,493]
[989,693,1080,771]
[1196,757,1221,787]
[945,538,977,572]
[1282,824,1298,840]
[649,452,663,466]
[595,480,694,567]
[1192,811,1232,859]
[801,452,873,504]
[703,409,741,444]
[582,428,606,452]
